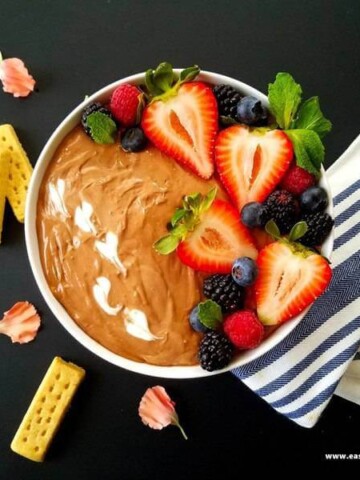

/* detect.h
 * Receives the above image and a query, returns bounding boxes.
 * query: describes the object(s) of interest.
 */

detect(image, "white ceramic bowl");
[25,70,334,378]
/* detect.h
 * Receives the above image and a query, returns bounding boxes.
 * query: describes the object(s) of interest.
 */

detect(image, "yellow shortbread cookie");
[0,124,33,223]
[11,357,86,462]
[0,150,10,243]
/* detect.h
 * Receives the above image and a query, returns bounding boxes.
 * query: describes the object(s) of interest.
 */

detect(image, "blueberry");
[241,202,267,228]
[232,257,258,287]
[236,96,268,125]
[300,186,328,214]
[189,306,209,333]
[121,127,147,152]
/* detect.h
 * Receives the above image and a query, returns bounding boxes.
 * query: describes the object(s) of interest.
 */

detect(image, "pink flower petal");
[138,386,188,439]
[139,386,175,430]
[0,301,41,343]
[0,56,36,98]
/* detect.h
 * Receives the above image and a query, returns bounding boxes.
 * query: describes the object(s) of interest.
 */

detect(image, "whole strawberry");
[223,310,264,349]
[109,84,144,127]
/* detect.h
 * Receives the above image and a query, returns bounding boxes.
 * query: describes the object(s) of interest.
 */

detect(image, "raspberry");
[223,310,264,349]
[280,164,316,196]
[109,84,144,127]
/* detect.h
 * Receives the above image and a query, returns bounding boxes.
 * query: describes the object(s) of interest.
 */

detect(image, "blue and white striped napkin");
[232,135,360,428]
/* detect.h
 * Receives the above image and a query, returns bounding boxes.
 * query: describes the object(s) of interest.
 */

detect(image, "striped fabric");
[232,135,360,428]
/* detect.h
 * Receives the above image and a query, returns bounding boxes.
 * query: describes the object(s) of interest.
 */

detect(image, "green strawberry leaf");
[198,300,223,330]
[145,69,163,97]
[288,221,308,242]
[183,192,202,212]
[265,220,281,240]
[199,187,217,214]
[179,65,200,83]
[291,96,332,139]
[86,112,117,144]
[220,115,239,126]
[171,208,187,227]
[268,72,302,129]
[285,129,324,177]
[154,188,217,255]
[154,234,181,254]
[153,62,174,92]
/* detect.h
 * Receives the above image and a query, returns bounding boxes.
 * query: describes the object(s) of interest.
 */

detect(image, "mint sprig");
[268,73,302,130]
[145,62,200,102]
[154,188,217,254]
[291,96,332,139]
[86,111,117,144]
[267,72,332,177]
[198,300,223,330]
[285,129,324,177]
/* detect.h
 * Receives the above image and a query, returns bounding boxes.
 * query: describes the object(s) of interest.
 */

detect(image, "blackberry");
[263,190,298,233]
[299,212,334,247]
[199,331,234,372]
[213,84,242,121]
[81,102,114,136]
[203,274,244,313]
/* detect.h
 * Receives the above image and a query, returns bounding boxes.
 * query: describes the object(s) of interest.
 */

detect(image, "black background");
[1,1,360,477]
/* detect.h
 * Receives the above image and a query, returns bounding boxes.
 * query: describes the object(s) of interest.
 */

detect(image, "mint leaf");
[288,221,308,242]
[86,112,117,144]
[292,96,332,139]
[198,300,223,330]
[154,234,180,254]
[268,73,302,129]
[285,129,324,176]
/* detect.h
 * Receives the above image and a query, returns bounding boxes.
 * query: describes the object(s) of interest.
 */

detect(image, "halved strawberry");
[255,241,332,325]
[215,125,293,210]
[142,81,218,179]
[177,199,257,273]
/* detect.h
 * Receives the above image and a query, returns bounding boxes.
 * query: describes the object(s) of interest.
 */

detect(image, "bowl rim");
[25,69,334,379]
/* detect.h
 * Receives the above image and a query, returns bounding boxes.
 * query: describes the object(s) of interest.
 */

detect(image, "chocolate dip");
[37,127,226,366]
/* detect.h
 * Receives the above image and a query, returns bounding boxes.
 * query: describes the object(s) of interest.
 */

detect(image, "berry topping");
[299,212,334,247]
[81,103,114,137]
[189,306,209,333]
[203,274,244,313]
[255,240,332,325]
[198,331,234,371]
[280,163,316,196]
[213,84,242,121]
[223,310,264,349]
[240,201,267,228]
[231,257,258,287]
[215,125,293,210]
[236,96,268,126]
[299,186,329,214]
[155,189,258,274]
[142,63,218,179]
[263,190,298,234]
[109,84,144,127]
[121,127,147,152]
